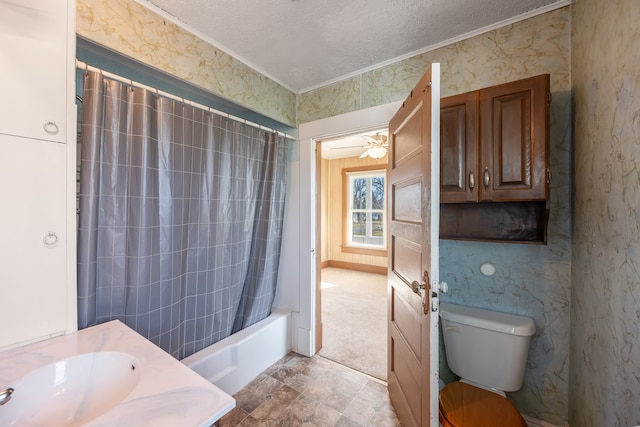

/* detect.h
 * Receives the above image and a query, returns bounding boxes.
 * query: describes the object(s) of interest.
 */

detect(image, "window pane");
[352,212,367,238]
[345,170,386,249]
[372,213,384,238]
[372,176,385,209]
[352,178,367,209]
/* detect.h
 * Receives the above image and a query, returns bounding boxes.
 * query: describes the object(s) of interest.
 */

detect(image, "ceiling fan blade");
[331,144,367,150]
[363,135,378,143]
[359,150,369,158]
[363,133,388,145]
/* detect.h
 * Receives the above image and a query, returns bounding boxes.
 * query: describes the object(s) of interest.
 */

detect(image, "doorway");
[319,267,387,379]
[296,85,441,426]
[316,130,389,380]
[295,101,402,361]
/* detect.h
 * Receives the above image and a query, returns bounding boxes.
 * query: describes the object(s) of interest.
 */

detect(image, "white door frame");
[295,101,402,357]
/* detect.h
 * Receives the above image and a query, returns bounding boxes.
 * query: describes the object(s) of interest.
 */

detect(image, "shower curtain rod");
[76,60,295,140]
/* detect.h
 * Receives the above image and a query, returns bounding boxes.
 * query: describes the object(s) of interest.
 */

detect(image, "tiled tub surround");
[0,321,234,426]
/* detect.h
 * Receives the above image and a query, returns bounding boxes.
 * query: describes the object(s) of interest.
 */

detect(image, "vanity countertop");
[0,320,235,426]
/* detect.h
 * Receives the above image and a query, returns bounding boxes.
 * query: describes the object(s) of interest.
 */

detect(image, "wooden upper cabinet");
[440,91,479,203]
[440,74,550,203]
[480,74,550,201]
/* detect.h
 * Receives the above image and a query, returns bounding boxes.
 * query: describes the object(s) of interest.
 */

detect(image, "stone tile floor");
[216,352,400,426]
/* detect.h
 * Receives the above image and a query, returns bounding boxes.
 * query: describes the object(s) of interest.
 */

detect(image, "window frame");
[341,165,388,256]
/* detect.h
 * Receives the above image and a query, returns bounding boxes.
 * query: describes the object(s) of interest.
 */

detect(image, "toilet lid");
[439,382,527,427]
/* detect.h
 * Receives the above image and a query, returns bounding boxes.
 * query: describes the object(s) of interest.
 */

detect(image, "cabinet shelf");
[440,201,549,244]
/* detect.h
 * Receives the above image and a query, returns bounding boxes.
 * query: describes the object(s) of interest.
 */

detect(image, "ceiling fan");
[330,132,389,159]
[359,133,388,159]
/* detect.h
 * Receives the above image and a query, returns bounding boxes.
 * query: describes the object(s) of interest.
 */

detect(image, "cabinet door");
[0,0,69,143]
[0,135,68,349]
[440,91,479,203]
[479,74,549,201]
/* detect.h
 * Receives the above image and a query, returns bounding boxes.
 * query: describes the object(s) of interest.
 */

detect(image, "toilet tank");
[440,302,535,392]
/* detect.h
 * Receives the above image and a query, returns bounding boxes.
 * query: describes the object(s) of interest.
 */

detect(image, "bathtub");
[182,308,292,396]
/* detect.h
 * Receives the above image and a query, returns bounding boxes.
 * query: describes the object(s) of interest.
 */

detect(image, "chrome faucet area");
[0,387,13,405]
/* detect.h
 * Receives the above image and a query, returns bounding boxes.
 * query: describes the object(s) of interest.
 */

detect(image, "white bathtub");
[182,308,292,396]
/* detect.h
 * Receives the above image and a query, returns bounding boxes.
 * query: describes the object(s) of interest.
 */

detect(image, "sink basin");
[0,351,140,426]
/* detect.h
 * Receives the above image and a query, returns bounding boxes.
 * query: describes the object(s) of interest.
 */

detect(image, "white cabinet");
[0,0,71,143]
[0,135,68,348]
[0,0,75,350]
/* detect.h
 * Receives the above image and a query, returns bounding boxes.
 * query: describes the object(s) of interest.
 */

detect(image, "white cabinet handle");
[43,121,60,135]
[43,232,58,246]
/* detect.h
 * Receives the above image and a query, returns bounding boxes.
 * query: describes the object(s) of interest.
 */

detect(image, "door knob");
[410,280,422,295]
[434,281,448,293]
[411,271,432,314]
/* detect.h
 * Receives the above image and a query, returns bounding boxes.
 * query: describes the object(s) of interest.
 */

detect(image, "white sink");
[0,351,140,427]
[0,321,235,426]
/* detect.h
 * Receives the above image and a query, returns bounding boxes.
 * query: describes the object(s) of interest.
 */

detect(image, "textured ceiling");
[140,0,567,93]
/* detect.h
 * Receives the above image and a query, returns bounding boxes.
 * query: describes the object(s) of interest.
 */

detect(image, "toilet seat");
[439,381,527,427]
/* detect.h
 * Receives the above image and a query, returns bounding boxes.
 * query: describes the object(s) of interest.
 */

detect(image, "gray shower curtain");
[77,71,289,359]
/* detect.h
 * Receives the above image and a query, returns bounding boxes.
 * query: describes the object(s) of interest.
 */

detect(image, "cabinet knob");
[43,232,59,246]
[483,167,490,188]
[468,171,475,189]
[43,121,60,135]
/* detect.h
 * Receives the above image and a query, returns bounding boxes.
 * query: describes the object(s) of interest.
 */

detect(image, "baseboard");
[325,260,387,275]
[320,260,330,269]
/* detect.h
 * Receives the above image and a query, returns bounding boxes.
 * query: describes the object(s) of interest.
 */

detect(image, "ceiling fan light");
[368,146,387,159]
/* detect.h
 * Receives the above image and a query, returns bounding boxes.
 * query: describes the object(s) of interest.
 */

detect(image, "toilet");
[439,302,535,427]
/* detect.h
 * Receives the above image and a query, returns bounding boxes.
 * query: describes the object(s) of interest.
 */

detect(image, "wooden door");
[440,91,479,203]
[388,64,440,427]
[479,74,550,201]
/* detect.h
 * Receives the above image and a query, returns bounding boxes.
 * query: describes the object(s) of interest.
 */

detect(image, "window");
[344,168,386,250]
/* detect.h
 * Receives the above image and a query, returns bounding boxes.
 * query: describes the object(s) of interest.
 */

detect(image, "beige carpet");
[319,267,387,380]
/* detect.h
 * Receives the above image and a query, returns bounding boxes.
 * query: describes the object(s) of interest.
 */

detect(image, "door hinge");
[547,92,552,105]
